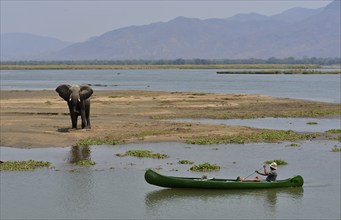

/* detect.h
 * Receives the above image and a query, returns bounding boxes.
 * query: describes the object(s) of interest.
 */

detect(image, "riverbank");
[1,90,340,148]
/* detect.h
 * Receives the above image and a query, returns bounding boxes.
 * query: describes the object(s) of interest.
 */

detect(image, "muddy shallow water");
[1,140,340,219]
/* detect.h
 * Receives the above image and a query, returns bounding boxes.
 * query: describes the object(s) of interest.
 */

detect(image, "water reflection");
[145,188,303,217]
[59,171,96,217]
[68,146,91,164]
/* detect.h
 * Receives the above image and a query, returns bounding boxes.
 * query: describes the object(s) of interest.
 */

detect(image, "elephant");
[56,84,93,129]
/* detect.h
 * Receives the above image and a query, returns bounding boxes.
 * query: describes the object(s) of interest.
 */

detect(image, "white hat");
[269,162,277,170]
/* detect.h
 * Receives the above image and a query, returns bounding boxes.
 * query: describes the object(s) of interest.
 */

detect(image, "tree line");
[1,57,340,65]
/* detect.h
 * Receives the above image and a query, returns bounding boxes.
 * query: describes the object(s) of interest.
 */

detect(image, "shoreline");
[1,90,340,148]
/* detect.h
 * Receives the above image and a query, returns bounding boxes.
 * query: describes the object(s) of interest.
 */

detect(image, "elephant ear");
[56,84,71,101]
[79,85,93,100]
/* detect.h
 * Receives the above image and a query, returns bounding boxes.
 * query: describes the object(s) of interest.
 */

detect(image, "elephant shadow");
[57,127,71,133]
[57,127,84,132]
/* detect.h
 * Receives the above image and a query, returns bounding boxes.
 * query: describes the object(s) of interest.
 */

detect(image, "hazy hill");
[2,0,340,61]
[1,33,73,61]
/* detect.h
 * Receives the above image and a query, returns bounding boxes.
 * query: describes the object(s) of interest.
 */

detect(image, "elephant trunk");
[70,95,80,114]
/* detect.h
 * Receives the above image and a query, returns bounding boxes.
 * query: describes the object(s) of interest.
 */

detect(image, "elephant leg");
[68,105,78,129]
[80,112,87,129]
[80,102,88,129]
[85,101,91,128]
[70,113,78,129]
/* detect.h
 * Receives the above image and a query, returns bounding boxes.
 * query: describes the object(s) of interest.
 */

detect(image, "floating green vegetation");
[190,163,221,172]
[0,160,51,171]
[178,160,194,164]
[185,130,318,145]
[265,159,288,165]
[77,137,122,147]
[75,159,96,166]
[326,129,341,133]
[286,143,301,147]
[331,146,341,152]
[117,150,169,159]
[307,122,318,125]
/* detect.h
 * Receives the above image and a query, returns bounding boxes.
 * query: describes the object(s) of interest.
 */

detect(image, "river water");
[0,69,340,219]
[1,141,340,219]
[0,69,340,102]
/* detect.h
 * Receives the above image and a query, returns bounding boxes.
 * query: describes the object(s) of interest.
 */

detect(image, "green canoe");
[144,169,304,189]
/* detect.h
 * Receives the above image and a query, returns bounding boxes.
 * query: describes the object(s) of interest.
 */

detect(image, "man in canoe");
[239,162,278,182]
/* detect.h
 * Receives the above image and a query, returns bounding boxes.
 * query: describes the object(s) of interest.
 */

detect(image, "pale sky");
[0,0,333,42]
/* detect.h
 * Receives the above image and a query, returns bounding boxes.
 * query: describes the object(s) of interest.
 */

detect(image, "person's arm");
[256,165,268,176]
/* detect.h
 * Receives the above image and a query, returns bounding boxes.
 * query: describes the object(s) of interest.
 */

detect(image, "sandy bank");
[1,90,339,148]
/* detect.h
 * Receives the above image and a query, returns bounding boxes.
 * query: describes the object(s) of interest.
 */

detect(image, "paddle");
[244,166,264,179]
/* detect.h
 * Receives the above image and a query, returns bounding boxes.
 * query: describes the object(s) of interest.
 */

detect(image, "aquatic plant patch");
[265,159,288,165]
[331,146,341,152]
[117,150,169,159]
[75,159,96,166]
[190,163,221,172]
[326,129,341,133]
[325,129,341,142]
[178,160,194,164]
[185,130,318,145]
[0,160,51,171]
[306,122,318,125]
[286,143,301,147]
[77,137,122,147]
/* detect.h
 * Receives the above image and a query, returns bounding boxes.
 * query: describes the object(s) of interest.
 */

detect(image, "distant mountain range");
[1,0,340,61]
[1,33,73,61]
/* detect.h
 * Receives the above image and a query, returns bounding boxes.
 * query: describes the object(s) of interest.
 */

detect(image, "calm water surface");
[171,117,341,133]
[1,69,340,102]
[1,141,340,219]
